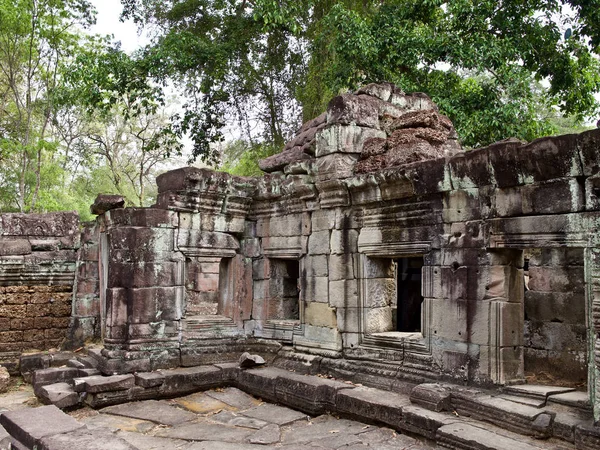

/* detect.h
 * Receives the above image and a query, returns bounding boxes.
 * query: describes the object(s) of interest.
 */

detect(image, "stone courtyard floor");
[1,382,438,449]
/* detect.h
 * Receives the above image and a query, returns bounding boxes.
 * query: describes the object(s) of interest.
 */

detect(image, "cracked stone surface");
[83,387,437,449]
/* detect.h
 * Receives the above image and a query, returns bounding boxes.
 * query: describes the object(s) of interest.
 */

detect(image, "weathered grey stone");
[32,368,79,392]
[0,367,8,394]
[37,383,80,409]
[337,386,410,428]
[436,422,542,450]
[410,383,452,412]
[156,420,255,442]
[204,387,259,410]
[90,194,125,215]
[211,410,269,429]
[249,423,280,444]
[274,371,352,415]
[80,374,135,393]
[101,400,196,426]
[39,427,138,450]
[239,352,266,369]
[134,372,165,388]
[241,403,308,426]
[0,405,84,449]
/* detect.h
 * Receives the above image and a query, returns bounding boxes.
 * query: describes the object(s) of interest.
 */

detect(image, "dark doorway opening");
[395,257,424,332]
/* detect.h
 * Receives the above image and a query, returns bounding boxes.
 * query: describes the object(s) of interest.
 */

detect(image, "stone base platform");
[5,357,600,450]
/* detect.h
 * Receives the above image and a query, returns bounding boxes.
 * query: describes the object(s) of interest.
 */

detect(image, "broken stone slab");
[436,422,545,450]
[90,194,125,215]
[77,374,135,394]
[32,368,79,393]
[101,399,196,426]
[0,367,9,394]
[336,386,410,429]
[0,405,85,449]
[37,383,80,409]
[239,352,266,369]
[409,383,452,412]
[20,354,51,382]
[38,427,138,450]
[67,359,85,370]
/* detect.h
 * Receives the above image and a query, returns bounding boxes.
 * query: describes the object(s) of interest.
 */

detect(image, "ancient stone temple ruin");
[2,83,600,449]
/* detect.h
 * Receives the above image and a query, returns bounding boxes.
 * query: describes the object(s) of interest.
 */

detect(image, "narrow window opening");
[268,259,300,322]
[395,257,424,332]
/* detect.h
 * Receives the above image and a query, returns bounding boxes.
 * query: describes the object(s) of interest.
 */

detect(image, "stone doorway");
[394,257,424,333]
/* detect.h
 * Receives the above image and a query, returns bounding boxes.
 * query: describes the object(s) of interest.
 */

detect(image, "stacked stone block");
[0,212,79,372]
[524,248,587,385]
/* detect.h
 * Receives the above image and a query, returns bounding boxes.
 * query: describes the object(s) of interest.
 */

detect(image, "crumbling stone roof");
[259,82,462,175]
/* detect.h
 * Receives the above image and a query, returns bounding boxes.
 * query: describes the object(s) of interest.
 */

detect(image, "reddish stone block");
[11,318,34,330]
[23,329,44,342]
[0,305,27,318]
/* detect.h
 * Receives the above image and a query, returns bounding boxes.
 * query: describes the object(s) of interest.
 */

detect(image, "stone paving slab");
[173,391,232,414]
[204,387,262,410]
[280,415,375,445]
[116,430,190,449]
[0,424,10,450]
[211,410,270,429]
[156,420,255,442]
[240,403,309,425]
[0,404,84,449]
[185,442,268,450]
[81,412,156,433]
[101,399,196,426]
[249,423,280,444]
[38,427,138,450]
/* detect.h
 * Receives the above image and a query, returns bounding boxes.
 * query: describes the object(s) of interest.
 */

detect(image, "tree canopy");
[119,0,600,163]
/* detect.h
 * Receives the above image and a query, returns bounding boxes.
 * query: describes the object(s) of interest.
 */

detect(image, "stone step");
[504,384,575,400]
[451,390,555,438]
[547,391,592,411]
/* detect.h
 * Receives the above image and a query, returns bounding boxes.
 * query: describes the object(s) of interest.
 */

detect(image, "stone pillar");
[585,246,600,422]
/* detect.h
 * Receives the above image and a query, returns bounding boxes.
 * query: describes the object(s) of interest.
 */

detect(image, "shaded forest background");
[0,0,599,220]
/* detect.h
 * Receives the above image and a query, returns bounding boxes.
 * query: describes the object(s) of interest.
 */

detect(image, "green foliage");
[311,0,600,148]
[219,140,279,176]
[119,0,600,156]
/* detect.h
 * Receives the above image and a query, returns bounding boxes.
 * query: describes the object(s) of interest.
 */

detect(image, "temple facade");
[2,83,600,422]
